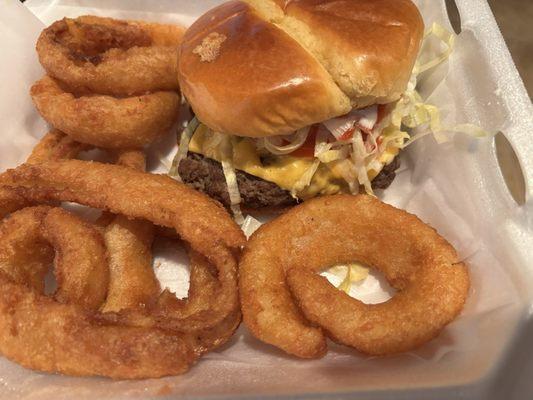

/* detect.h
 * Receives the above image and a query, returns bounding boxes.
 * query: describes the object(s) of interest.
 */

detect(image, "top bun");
[178,0,424,138]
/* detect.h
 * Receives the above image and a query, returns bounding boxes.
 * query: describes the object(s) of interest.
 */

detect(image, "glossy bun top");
[178,0,424,137]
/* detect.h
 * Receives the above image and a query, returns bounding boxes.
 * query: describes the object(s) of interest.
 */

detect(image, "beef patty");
[178,153,400,209]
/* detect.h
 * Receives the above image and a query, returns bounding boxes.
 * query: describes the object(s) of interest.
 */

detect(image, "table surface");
[488,0,533,99]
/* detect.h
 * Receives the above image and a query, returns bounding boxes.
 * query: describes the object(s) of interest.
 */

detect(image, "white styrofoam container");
[0,0,531,399]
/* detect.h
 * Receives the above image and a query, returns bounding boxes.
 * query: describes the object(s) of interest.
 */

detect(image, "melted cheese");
[189,124,399,198]
[369,146,400,180]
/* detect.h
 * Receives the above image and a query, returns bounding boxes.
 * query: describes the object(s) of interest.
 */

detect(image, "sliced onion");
[372,104,394,137]
[323,115,358,140]
[351,105,378,134]
[323,105,378,140]
[262,127,309,155]
[365,131,378,155]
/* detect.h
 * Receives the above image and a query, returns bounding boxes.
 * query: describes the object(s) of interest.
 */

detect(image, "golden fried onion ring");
[0,206,108,310]
[43,207,109,311]
[101,150,159,313]
[0,206,54,293]
[0,160,245,378]
[240,195,469,357]
[0,130,86,218]
[26,129,89,164]
[36,16,185,96]
[2,160,244,254]
[31,76,180,149]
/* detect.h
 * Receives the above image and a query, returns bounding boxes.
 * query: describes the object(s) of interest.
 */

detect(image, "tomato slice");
[377,104,388,125]
[339,127,356,141]
[289,125,318,158]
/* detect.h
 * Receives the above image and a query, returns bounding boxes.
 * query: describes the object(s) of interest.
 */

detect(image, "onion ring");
[42,207,109,311]
[0,206,108,308]
[31,76,180,149]
[36,16,185,96]
[101,216,157,312]
[0,269,196,378]
[0,206,54,292]
[0,159,244,378]
[151,248,239,332]
[26,129,89,164]
[101,150,159,313]
[0,130,84,218]
[1,160,244,253]
[240,194,469,357]
[112,148,147,170]
[156,249,242,351]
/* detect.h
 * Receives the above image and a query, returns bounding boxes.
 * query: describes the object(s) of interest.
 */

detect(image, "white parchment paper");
[0,0,531,398]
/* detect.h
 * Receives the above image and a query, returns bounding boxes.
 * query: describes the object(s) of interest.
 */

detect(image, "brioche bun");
[178,0,424,138]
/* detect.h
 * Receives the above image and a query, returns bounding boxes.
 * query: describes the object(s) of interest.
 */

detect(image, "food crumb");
[193,32,227,62]
[156,384,172,396]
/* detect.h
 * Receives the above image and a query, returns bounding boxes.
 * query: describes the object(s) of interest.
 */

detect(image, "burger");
[174,0,424,215]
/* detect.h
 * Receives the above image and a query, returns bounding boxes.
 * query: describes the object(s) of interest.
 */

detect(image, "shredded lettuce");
[401,24,490,146]
[241,215,262,238]
[329,159,358,193]
[290,160,320,198]
[314,23,463,196]
[379,129,410,157]
[413,22,455,76]
[172,124,245,224]
[351,132,373,194]
[217,133,245,225]
[169,117,199,181]
[328,263,370,294]
[314,128,350,163]
[221,161,245,225]
[316,148,349,164]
